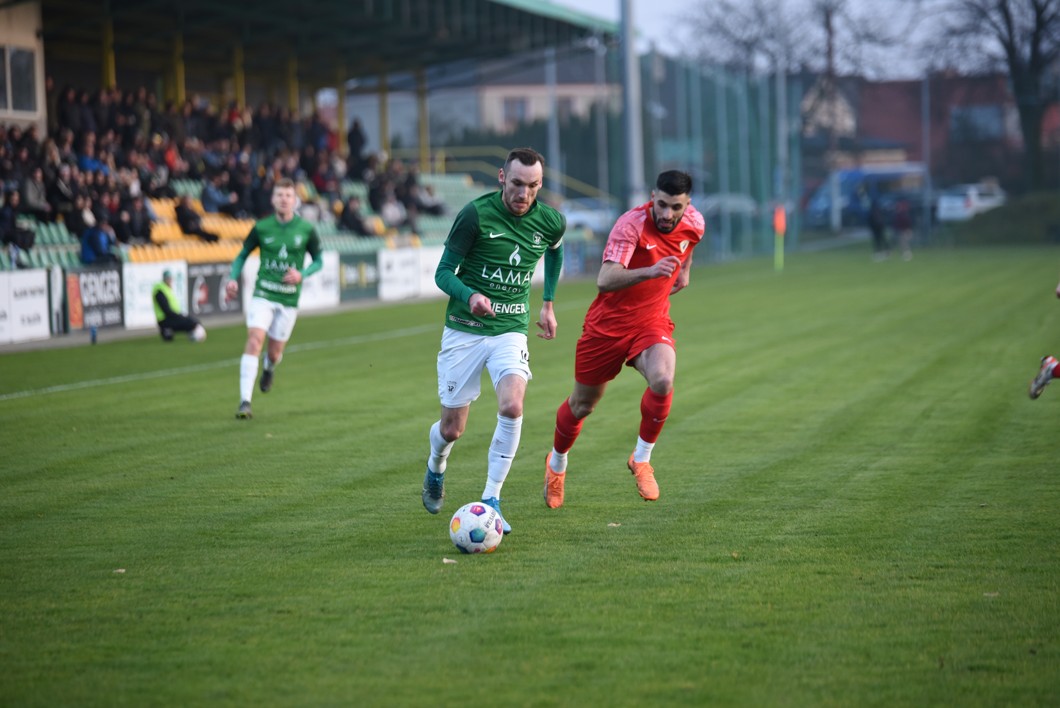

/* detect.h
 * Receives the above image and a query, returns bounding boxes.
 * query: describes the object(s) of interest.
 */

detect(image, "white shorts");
[437,327,532,408]
[246,297,299,342]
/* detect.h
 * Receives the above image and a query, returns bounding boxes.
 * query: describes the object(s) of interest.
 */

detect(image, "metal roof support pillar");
[337,65,348,156]
[416,69,429,174]
[101,8,116,89]
[232,43,246,109]
[287,54,299,113]
[172,33,186,105]
[379,73,390,160]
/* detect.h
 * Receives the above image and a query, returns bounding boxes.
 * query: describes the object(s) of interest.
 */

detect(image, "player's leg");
[1029,355,1058,399]
[545,381,607,508]
[480,333,531,533]
[546,332,624,508]
[236,327,266,419]
[625,342,677,501]
[259,304,297,393]
[425,328,487,514]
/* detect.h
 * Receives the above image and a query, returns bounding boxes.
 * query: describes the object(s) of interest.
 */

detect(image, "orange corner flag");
[772,204,787,237]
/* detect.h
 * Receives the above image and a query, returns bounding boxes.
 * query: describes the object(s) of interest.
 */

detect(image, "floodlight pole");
[620,0,645,208]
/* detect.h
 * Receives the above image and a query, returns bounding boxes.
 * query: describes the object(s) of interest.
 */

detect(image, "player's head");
[498,147,544,217]
[272,177,298,219]
[650,170,693,233]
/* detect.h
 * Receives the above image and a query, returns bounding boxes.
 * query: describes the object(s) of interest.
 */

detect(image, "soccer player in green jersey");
[225,178,323,419]
[422,147,566,533]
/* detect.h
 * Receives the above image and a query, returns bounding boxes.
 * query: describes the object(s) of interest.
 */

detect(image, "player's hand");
[224,280,239,301]
[282,268,303,284]
[1055,282,1060,299]
[670,270,690,295]
[650,256,681,279]
[536,301,557,340]
[469,293,495,317]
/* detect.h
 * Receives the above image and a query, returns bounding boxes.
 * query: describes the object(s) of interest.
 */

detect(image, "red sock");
[639,388,672,443]
[554,399,584,453]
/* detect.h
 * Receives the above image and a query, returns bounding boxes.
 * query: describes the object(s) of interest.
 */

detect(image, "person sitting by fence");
[153,269,206,342]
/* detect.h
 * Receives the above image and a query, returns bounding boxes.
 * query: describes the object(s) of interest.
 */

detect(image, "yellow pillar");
[233,43,246,109]
[416,69,429,173]
[336,65,347,156]
[101,18,117,89]
[287,54,299,113]
[379,74,390,159]
[171,34,186,104]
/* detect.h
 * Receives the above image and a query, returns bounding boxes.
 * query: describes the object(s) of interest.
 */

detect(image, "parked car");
[561,197,620,235]
[936,182,1007,222]
[803,163,928,229]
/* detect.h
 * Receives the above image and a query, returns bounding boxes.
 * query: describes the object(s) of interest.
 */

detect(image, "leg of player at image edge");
[1029,356,1057,400]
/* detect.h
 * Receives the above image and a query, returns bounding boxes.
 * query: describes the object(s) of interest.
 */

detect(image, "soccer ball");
[449,502,504,554]
[189,324,207,342]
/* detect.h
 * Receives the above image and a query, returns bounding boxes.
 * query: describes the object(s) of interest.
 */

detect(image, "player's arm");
[285,227,324,284]
[226,226,260,299]
[670,246,696,295]
[434,205,494,316]
[597,257,682,293]
[536,242,563,339]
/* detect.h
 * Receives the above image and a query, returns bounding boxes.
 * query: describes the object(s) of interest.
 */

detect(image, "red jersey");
[582,201,704,338]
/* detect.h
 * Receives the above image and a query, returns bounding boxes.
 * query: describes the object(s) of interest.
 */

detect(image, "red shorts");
[574,323,676,386]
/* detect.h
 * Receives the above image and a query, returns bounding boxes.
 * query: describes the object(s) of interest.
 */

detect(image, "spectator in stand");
[202,171,242,217]
[175,195,219,242]
[21,167,53,222]
[410,183,447,217]
[115,194,153,245]
[80,215,119,265]
[1,190,35,268]
[378,185,412,233]
[78,140,110,177]
[48,163,78,223]
[346,118,367,180]
[338,195,374,237]
[66,194,95,240]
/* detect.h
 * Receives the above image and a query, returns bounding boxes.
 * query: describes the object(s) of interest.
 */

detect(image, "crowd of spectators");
[1,79,448,268]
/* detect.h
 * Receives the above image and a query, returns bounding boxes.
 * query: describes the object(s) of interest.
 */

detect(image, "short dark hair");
[505,147,545,171]
[656,170,693,196]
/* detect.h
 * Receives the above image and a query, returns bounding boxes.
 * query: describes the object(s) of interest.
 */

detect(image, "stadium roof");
[32,0,619,84]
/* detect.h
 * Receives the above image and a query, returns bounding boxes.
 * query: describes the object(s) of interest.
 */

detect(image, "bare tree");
[924,0,1060,190]
[685,0,920,76]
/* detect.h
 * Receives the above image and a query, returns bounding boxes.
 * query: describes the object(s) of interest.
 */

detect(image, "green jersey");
[437,191,565,336]
[230,214,323,308]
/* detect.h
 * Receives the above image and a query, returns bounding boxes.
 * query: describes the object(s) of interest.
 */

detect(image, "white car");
[936,183,1007,222]
[561,198,619,235]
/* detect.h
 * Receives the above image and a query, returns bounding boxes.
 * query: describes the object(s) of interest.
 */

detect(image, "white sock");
[482,414,522,499]
[240,354,259,402]
[548,449,567,474]
[427,420,454,475]
[264,353,282,371]
[633,437,655,464]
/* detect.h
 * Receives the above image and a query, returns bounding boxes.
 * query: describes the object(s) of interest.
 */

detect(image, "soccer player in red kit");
[544,170,704,507]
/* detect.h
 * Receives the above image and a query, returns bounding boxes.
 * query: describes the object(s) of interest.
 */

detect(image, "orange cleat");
[544,452,565,509]
[627,454,659,501]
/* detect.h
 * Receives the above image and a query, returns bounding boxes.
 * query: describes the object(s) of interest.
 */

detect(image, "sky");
[551,0,679,54]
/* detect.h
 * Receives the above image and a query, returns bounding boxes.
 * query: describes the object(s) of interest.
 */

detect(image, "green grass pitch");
[2,245,1058,706]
